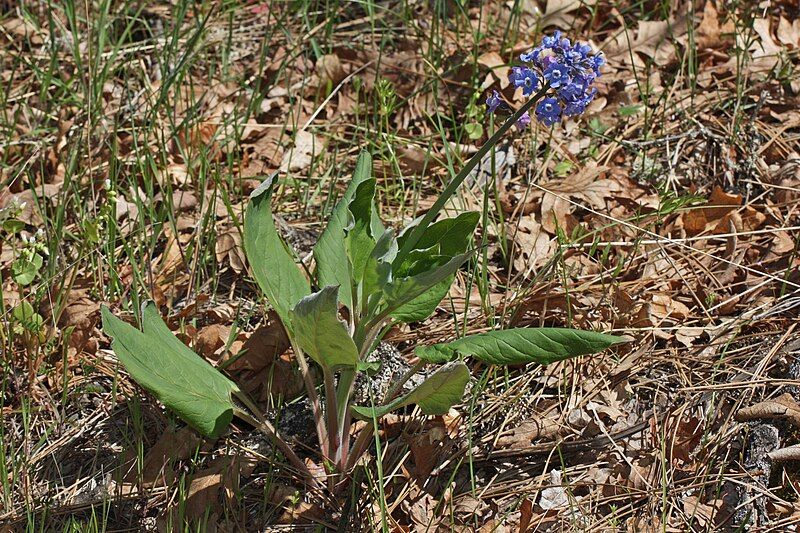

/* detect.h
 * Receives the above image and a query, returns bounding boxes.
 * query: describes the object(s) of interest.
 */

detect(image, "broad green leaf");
[314,151,373,310]
[397,212,479,259]
[379,251,472,320]
[465,122,483,140]
[244,173,310,332]
[289,285,359,370]
[12,254,42,286]
[391,213,479,321]
[344,178,378,284]
[102,303,239,438]
[12,301,43,332]
[351,361,470,419]
[415,327,624,365]
[3,219,25,233]
[361,228,397,305]
[389,278,452,322]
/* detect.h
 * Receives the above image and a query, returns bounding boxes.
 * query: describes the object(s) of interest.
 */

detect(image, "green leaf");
[389,278,452,322]
[465,122,483,140]
[314,151,374,310]
[344,178,378,284]
[289,285,359,370]
[3,219,25,233]
[618,104,643,117]
[554,161,573,176]
[397,212,479,259]
[12,301,43,332]
[415,327,624,365]
[351,361,469,419]
[361,228,397,305]
[391,213,479,322]
[12,254,42,286]
[244,173,310,332]
[102,303,239,438]
[380,251,473,321]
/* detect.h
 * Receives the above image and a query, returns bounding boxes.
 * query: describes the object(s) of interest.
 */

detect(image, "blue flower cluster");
[486,31,604,129]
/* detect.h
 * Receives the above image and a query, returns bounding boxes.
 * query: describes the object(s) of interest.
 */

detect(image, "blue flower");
[541,31,562,49]
[557,76,588,100]
[509,66,539,96]
[486,90,502,113]
[591,54,606,75]
[515,111,531,131]
[484,32,603,126]
[535,98,562,126]
[544,62,570,88]
[519,48,541,63]
[563,89,596,116]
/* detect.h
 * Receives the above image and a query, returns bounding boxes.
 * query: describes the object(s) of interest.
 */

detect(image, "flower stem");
[393,86,548,267]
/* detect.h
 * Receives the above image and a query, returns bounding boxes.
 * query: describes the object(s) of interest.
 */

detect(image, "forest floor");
[2,0,800,531]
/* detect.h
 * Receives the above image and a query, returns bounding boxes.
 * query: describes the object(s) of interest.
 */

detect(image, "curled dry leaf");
[317,53,346,88]
[195,323,231,360]
[280,131,325,172]
[767,444,800,463]
[215,229,246,274]
[735,393,800,428]
[496,417,564,449]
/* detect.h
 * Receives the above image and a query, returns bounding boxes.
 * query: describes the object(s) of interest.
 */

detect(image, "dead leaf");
[195,324,230,359]
[768,444,800,462]
[407,419,449,481]
[736,393,800,428]
[280,131,325,172]
[226,314,301,401]
[681,186,744,236]
[268,484,325,524]
[778,17,800,49]
[519,498,534,532]
[215,229,246,273]
[511,217,557,274]
[317,53,346,88]
[539,162,617,233]
[538,469,569,510]
[542,0,594,28]
[696,1,724,49]
[478,51,505,70]
[133,426,202,487]
[172,190,198,212]
[747,19,783,74]
[228,313,291,373]
[182,456,238,522]
[683,495,723,528]
[604,20,679,68]
[650,293,692,321]
[496,417,564,449]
